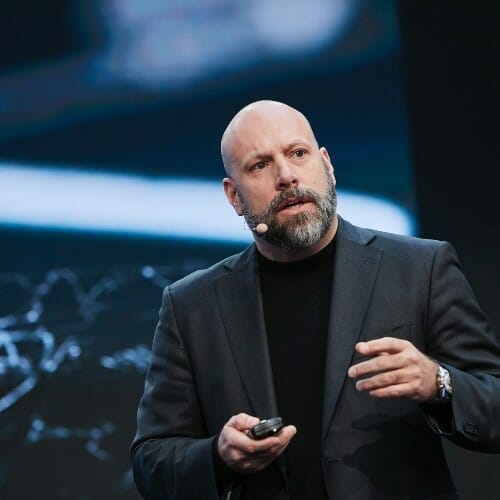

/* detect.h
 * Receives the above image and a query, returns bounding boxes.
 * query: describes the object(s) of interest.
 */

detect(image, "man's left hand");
[347,337,438,402]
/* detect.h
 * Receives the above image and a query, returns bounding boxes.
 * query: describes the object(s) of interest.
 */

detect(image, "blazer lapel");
[215,246,279,420]
[322,220,383,441]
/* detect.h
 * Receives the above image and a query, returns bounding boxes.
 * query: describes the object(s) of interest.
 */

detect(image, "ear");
[223,177,243,215]
[320,146,336,186]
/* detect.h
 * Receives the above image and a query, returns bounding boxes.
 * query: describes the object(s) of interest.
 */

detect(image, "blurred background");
[0,1,498,498]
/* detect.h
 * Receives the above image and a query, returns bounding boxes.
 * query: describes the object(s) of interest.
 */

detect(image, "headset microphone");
[254,223,268,234]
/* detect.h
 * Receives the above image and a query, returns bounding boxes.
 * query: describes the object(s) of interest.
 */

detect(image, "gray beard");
[240,175,337,252]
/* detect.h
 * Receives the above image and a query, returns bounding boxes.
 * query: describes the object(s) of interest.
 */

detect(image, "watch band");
[436,364,453,401]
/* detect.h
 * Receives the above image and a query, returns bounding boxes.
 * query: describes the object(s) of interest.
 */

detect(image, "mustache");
[266,187,320,215]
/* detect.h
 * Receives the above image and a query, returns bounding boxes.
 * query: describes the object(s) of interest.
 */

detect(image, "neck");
[255,215,338,262]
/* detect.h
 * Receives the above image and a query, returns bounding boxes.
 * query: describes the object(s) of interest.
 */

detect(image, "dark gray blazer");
[132,217,500,499]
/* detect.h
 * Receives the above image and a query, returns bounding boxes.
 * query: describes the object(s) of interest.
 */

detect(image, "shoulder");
[339,217,453,261]
[167,245,253,297]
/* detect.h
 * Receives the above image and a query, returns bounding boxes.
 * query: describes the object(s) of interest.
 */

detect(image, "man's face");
[223,105,337,251]
[238,160,337,251]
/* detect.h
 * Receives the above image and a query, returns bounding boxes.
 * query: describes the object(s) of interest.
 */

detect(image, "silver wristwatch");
[436,365,453,402]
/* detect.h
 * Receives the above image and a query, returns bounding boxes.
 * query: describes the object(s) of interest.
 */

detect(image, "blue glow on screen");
[0,163,415,241]
[96,0,359,88]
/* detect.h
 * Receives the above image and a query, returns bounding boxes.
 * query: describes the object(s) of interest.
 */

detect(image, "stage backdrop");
[1,1,416,498]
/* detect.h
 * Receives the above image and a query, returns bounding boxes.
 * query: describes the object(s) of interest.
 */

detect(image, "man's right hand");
[217,413,296,473]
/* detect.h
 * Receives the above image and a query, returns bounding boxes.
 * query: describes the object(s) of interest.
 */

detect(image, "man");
[131,100,500,499]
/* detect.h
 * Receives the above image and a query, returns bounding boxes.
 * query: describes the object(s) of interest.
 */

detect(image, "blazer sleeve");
[131,286,220,500]
[424,241,500,452]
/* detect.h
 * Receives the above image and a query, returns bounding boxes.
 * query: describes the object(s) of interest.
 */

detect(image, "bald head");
[221,100,318,175]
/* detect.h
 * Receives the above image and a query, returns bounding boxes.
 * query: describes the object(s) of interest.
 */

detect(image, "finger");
[366,380,426,400]
[353,367,415,392]
[251,426,297,459]
[275,425,297,446]
[224,426,297,474]
[243,425,296,454]
[222,426,277,454]
[273,426,297,453]
[227,413,260,431]
[237,442,295,473]
[355,337,411,356]
[236,424,297,458]
[348,352,406,378]
[238,429,290,456]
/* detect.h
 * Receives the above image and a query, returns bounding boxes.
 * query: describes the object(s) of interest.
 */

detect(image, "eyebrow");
[283,140,311,151]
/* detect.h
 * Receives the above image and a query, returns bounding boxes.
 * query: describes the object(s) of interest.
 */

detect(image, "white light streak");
[0,163,415,241]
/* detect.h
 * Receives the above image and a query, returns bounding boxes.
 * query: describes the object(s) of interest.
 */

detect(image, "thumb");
[227,412,260,431]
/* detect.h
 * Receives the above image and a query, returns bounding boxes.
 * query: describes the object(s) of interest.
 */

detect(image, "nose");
[275,159,298,191]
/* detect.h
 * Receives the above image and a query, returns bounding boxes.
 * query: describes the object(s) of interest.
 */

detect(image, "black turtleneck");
[257,237,336,499]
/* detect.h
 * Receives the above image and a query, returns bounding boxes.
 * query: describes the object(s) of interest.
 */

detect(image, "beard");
[239,167,337,252]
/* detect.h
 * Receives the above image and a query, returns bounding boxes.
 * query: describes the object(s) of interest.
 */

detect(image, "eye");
[292,149,307,159]
[250,161,266,172]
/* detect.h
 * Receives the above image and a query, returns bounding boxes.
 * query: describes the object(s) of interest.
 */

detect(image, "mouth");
[276,196,314,213]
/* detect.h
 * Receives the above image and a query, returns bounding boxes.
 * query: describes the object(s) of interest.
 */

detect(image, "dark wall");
[398,2,500,498]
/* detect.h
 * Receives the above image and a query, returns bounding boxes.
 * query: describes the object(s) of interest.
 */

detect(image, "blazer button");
[463,421,479,436]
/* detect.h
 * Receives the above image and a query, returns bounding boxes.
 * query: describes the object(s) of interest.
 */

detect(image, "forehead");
[226,107,316,166]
